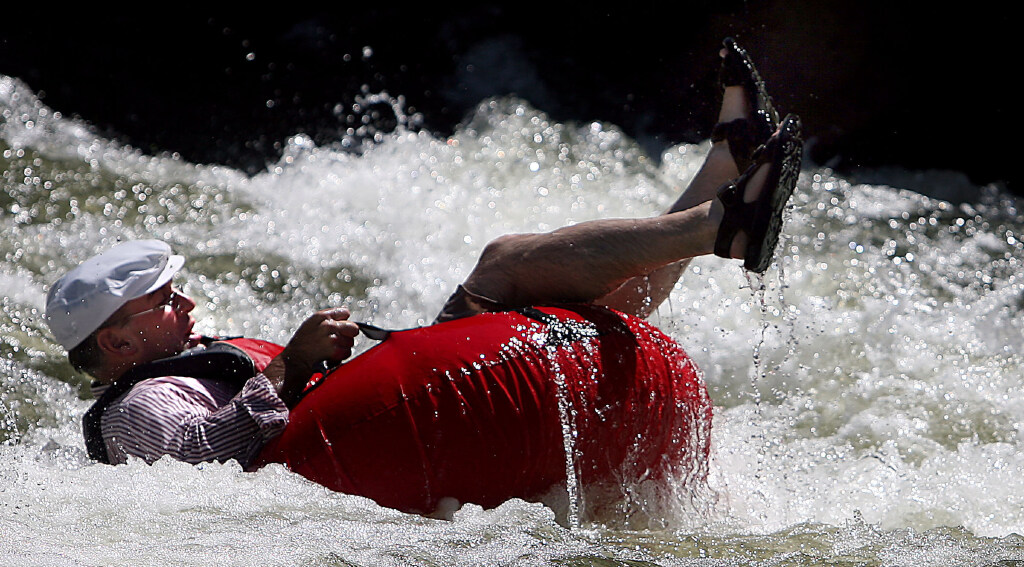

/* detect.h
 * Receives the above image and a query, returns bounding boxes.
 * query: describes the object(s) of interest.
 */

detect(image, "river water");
[2,74,1024,566]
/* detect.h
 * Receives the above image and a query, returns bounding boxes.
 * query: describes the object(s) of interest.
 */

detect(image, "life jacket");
[82,337,284,464]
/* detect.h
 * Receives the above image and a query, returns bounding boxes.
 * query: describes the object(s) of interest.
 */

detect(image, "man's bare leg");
[450,130,787,319]
[460,202,721,310]
[445,40,789,321]
[595,51,758,317]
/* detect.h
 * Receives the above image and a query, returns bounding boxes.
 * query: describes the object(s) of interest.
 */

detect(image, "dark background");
[1,4,1017,197]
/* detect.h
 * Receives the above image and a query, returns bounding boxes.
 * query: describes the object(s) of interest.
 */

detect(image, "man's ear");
[95,326,137,357]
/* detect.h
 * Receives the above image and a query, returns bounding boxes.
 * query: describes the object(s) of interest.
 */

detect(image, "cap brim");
[140,253,185,296]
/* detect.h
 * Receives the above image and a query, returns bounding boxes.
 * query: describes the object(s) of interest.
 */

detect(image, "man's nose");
[172,290,197,314]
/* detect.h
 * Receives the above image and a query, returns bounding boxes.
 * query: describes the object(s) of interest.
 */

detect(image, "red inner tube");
[255,305,712,514]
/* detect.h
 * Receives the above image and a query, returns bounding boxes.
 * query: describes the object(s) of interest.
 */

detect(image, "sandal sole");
[744,114,803,273]
[721,37,779,154]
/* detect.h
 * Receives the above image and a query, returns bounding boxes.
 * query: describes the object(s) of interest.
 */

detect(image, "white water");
[3,74,1024,565]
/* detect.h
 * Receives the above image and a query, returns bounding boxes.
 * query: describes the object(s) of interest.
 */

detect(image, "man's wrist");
[264,350,316,407]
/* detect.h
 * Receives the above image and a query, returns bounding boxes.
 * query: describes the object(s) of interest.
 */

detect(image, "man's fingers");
[286,308,360,367]
[327,319,360,337]
[320,307,351,321]
[328,344,353,363]
[328,327,356,347]
[302,307,350,327]
[322,319,357,363]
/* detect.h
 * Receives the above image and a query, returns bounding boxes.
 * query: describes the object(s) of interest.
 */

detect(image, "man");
[44,38,803,470]
[45,239,360,466]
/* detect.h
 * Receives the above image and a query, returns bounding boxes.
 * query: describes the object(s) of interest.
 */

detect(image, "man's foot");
[713,114,803,273]
[666,39,783,215]
[711,37,779,174]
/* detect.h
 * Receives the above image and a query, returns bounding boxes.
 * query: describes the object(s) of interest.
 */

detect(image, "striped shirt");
[90,372,289,469]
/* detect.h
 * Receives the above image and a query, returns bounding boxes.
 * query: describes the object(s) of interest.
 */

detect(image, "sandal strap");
[716,38,779,172]
[712,119,792,262]
[713,181,755,259]
[711,118,772,172]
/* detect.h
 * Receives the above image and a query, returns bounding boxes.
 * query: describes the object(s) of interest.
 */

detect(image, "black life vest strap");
[83,337,258,464]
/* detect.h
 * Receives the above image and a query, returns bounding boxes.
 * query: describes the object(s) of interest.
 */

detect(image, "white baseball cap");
[45,240,185,350]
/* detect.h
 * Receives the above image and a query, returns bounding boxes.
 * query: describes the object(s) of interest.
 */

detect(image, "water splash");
[6,71,1024,564]
[548,348,583,529]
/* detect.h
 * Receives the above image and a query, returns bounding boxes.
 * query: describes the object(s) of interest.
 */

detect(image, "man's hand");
[264,307,360,407]
[284,307,360,368]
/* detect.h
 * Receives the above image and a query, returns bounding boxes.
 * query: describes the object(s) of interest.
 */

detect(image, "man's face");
[108,282,198,362]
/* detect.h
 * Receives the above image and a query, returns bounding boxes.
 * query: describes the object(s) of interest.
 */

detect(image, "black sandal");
[712,37,780,173]
[714,114,803,273]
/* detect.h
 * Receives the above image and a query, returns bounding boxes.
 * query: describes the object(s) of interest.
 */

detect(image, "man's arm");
[102,374,288,467]
[262,307,360,407]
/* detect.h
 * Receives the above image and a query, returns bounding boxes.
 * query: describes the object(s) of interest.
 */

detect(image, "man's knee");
[478,233,533,267]
[463,233,538,304]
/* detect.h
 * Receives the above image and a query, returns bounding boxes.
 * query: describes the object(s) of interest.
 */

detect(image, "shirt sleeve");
[101,373,289,469]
